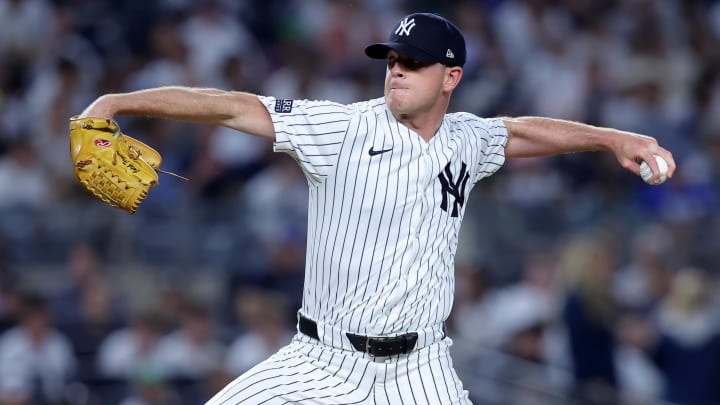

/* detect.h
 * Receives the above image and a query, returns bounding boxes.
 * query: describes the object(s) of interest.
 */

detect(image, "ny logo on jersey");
[395,17,416,37]
[437,161,470,217]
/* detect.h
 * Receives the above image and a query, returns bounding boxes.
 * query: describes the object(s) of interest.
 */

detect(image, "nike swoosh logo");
[368,146,393,156]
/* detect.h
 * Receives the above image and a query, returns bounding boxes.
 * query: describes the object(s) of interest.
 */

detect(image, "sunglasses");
[387,54,433,71]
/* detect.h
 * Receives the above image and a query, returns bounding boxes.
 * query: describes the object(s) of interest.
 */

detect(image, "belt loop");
[298,313,319,340]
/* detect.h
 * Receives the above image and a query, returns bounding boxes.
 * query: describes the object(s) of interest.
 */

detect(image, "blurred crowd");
[1,0,720,404]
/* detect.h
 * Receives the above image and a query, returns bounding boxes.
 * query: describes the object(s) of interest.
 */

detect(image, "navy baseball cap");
[365,13,466,67]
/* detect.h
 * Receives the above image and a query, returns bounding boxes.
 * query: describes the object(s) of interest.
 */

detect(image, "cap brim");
[364,42,438,64]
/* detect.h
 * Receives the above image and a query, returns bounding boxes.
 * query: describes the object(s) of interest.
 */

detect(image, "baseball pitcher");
[72,12,675,404]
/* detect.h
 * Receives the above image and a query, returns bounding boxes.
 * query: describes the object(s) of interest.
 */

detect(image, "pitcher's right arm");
[80,86,275,139]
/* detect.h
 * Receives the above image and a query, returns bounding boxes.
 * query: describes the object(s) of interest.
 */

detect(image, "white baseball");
[640,155,668,185]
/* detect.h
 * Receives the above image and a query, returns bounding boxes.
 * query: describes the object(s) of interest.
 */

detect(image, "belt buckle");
[365,335,397,357]
[365,336,375,357]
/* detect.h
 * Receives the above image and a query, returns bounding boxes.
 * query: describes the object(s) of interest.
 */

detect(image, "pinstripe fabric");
[206,335,470,405]
[208,96,507,404]
[263,96,507,336]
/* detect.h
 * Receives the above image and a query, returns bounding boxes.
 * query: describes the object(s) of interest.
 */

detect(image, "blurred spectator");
[649,266,720,404]
[62,282,125,381]
[449,265,491,345]
[26,57,96,199]
[224,288,294,376]
[0,283,20,333]
[153,300,225,380]
[47,242,125,380]
[119,368,181,405]
[499,157,567,222]
[187,125,271,200]
[0,140,49,263]
[518,17,590,121]
[451,250,557,351]
[51,241,121,324]
[497,323,564,405]
[613,223,675,311]
[187,54,271,199]
[0,292,76,404]
[492,0,550,71]
[0,139,50,209]
[0,375,30,405]
[179,0,262,88]
[0,56,32,143]
[124,17,195,91]
[242,155,308,258]
[615,311,664,405]
[261,41,324,101]
[153,285,191,330]
[0,0,54,61]
[559,232,619,405]
[96,309,167,379]
[233,154,307,310]
[34,4,104,85]
[199,368,233,405]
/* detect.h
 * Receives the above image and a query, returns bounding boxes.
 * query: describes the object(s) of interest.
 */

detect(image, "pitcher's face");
[384,51,447,117]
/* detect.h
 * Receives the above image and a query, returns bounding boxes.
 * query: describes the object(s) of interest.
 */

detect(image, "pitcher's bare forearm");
[80,86,275,139]
[503,116,624,157]
[502,116,675,179]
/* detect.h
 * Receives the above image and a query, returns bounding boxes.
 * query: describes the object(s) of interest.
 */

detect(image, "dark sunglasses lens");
[387,56,428,71]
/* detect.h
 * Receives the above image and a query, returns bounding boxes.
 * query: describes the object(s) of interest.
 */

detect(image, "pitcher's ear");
[444,66,463,90]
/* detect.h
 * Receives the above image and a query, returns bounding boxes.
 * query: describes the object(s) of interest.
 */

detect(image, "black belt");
[298,315,419,357]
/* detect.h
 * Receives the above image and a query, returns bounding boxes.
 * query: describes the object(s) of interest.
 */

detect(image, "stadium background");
[0,0,719,404]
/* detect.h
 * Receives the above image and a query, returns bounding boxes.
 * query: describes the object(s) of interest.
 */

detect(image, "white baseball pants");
[205,333,471,404]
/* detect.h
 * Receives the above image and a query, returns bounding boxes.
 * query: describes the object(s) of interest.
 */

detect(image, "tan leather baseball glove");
[69,116,185,213]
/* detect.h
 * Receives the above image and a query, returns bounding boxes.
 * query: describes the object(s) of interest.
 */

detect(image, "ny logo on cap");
[395,17,416,37]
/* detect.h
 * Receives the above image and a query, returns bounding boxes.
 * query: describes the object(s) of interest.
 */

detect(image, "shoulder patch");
[274,99,294,113]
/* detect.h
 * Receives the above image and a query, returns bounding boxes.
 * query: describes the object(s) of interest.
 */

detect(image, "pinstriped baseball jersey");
[258,96,507,336]
[202,10,509,404]
[205,98,507,405]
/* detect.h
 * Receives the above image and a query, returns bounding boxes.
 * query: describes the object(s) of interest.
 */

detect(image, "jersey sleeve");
[461,114,508,183]
[257,96,353,182]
